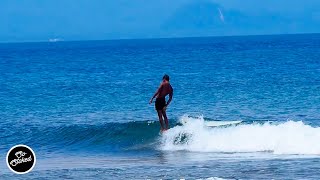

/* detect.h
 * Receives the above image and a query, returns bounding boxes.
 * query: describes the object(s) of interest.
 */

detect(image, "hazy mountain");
[161,1,320,37]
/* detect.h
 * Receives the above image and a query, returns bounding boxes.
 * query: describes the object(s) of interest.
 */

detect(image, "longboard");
[204,120,242,127]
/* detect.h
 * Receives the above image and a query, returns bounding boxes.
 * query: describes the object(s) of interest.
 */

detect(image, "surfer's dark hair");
[163,74,169,81]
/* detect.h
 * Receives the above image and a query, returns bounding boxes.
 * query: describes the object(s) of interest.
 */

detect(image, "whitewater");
[161,115,320,155]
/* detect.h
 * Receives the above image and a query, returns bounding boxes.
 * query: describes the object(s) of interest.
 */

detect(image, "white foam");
[204,120,242,127]
[197,177,228,180]
[161,115,320,155]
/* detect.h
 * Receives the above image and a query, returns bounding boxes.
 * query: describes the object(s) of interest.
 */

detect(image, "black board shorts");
[155,98,166,110]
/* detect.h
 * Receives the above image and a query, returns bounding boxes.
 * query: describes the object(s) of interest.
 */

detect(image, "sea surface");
[0,34,320,179]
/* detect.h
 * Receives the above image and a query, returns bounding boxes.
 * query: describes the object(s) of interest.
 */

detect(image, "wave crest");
[161,116,320,155]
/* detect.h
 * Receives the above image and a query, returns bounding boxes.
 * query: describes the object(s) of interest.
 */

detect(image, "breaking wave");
[161,115,320,155]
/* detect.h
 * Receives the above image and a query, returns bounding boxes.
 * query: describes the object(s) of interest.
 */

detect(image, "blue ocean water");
[0,34,320,179]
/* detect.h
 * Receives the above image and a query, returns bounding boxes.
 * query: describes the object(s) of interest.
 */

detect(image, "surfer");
[149,74,173,132]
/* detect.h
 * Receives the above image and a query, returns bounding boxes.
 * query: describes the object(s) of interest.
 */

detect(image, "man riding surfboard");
[149,74,173,132]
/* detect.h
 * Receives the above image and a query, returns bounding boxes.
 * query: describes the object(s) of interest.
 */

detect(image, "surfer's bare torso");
[157,82,173,99]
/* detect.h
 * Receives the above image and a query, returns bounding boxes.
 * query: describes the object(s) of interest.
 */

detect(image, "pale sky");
[1,0,319,42]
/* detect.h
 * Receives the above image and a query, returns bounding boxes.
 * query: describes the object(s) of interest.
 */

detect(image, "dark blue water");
[1,34,320,179]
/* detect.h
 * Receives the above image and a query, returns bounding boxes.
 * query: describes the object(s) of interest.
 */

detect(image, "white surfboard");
[204,120,242,127]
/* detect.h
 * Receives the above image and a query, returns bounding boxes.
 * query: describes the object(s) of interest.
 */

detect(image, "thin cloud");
[218,8,225,23]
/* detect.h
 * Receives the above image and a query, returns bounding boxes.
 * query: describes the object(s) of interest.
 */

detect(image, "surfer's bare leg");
[157,110,165,131]
[162,109,169,130]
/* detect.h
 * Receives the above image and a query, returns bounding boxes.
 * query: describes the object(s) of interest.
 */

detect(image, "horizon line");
[1,32,319,44]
